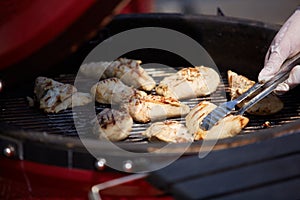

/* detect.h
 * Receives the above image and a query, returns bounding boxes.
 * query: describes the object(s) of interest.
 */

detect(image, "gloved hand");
[258,8,300,95]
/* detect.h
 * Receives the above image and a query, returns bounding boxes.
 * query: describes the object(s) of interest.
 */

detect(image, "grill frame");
[1,13,300,170]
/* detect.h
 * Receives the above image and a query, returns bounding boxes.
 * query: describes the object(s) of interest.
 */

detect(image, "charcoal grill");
[1,70,300,141]
[1,13,300,199]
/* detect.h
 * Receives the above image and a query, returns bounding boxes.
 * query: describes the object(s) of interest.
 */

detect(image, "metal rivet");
[0,80,2,92]
[123,160,133,172]
[95,158,106,170]
[3,146,15,157]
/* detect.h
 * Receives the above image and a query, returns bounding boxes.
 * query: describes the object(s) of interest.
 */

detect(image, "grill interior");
[1,65,300,144]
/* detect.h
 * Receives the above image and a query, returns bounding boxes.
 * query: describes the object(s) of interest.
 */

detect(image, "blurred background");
[151,0,299,25]
[1,0,298,80]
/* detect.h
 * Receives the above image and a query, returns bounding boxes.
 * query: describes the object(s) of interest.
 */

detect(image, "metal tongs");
[201,52,300,131]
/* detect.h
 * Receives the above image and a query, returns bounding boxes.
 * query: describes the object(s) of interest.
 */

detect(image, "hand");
[258,9,300,95]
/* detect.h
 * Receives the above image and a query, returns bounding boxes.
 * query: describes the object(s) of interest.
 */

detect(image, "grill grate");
[1,66,300,143]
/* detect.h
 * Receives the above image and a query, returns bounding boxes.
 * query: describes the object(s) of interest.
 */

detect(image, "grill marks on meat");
[156,66,220,100]
[104,58,156,91]
[186,101,249,140]
[228,70,284,115]
[90,77,146,105]
[34,77,92,113]
[228,70,255,100]
[127,93,190,123]
[142,120,193,143]
[33,66,255,142]
[143,100,249,142]
[80,58,156,91]
[91,77,190,123]
[93,108,133,141]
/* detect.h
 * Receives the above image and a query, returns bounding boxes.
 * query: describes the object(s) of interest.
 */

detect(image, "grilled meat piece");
[34,77,92,113]
[79,61,108,79]
[186,101,249,140]
[93,108,133,141]
[90,78,144,105]
[80,58,156,91]
[91,77,147,105]
[127,93,190,123]
[156,66,220,99]
[227,70,255,100]
[142,120,193,143]
[228,70,284,115]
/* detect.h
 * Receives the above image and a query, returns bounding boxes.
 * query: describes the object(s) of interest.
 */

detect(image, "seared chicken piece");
[228,70,284,115]
[91,78,134,104]
[71,92,93,107]
[80,58,156,91]
[79,61,109,79]
[90,78,146,105]
[127,93,190,123]
[104,58,156,91]
[34,77,92,113]
[227,70,255,100]
[186,101,249,140]
[142,120,193,143]
[93,108,133,141]
[156,66,220,99]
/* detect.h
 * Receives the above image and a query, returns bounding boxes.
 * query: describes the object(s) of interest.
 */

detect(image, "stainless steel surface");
[89,173,148,200]
[200,82,263,130]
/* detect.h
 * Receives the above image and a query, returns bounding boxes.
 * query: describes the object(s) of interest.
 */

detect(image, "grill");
[1,13,300,200]
[1,13,300,163]
[1,68,300,143]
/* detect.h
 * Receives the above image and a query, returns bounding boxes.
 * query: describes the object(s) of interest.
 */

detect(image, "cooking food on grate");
[90,77,146,104]
[142,120,193,143]
[186,101,249,140]
[34,77,92,113]
[262,121,272,128]
[80,58,156,91]
[93,108,133,141]
[126,93,190,123]
[228,70,284,115]
[79,61,108,79]
[155,66,220,100]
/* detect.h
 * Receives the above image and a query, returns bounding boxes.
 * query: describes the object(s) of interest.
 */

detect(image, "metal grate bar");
[1,68,300,142]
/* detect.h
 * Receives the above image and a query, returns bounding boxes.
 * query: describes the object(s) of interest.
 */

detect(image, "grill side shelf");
[148,132,300,199]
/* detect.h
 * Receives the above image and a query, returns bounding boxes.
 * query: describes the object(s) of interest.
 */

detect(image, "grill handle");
[89,173,148,200]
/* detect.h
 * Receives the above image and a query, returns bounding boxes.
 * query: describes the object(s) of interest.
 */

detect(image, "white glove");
[258,9,300,95]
